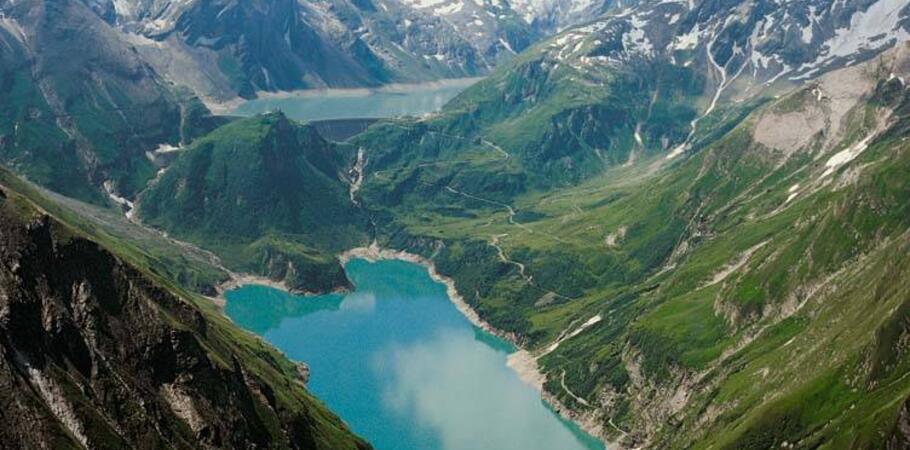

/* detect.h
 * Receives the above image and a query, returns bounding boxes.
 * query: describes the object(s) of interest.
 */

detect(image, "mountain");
[137,112,368,293]
[508,0,615,32]
[0,0,223,204]
[88,0,539,101]
[353,39,910,448]
[341,1,910,447]
[2,0,910,449]
[0,169,370,449]
[0,0,540,207]
[351,0,910,204]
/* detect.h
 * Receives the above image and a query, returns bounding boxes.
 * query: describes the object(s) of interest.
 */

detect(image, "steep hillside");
[355,44,910,448]
[0,167,229,296]
[0,172,370,449]
[137,112,368,293]
[353,53,702,190]
[93,0,539,101]
[2,1,909,449]
[509,0,615,33]
[122,2,910,447]
[352,0,910,205]
[0,0,223,203]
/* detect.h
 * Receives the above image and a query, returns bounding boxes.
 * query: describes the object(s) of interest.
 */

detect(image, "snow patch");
[399,0,447,8]
[434,1,464,15]
[799,0,910,75]
[822,132,876,178]
[499,37,516,54]
[673,25,700,51]
[153,143,182,154]
[545,314,602,354]
[0,16,27,43]
[623,15,654,57]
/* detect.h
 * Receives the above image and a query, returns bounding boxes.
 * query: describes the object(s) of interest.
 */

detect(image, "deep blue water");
[224,258,604,450]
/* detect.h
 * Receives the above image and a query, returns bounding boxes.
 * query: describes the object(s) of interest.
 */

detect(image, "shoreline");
[338,243,511,342]
[204,77,484,115]
[338,243,610,447]
[211,273,293,309]
[217,273,291,294]
[216,242,611,447]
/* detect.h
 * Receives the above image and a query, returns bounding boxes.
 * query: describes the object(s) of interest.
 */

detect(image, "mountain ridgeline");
[351,0,910,202]
[0,173,370,449]
[0,0,546,207]
[0,0,224,203]
[353,42,910,448]
[137,112,368,293]
[84,0,541,100]
[1,0,910,449]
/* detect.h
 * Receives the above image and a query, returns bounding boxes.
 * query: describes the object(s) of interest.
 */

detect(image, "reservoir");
[224,258,605,450]
[230,78,480,122]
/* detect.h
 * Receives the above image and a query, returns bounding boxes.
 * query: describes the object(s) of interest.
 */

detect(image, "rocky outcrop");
[0,185,369,449]
[890,396,910,449]
[86,0,538,101]
[0,0,223,202]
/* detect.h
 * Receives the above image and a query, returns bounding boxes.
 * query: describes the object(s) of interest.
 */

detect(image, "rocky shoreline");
[215,242,611,447]
[338,243,512,341]
[211,274,292,309]
[218,273,291,294]
[339,243,611,447]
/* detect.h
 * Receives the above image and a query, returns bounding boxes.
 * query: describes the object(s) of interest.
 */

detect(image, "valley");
[1,0,910,449]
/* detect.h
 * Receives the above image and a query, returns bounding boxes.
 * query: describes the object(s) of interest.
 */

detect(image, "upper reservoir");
[229,78,480,122]
[224,258,604,450]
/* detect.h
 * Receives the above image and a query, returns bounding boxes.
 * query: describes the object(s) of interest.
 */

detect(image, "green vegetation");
[138,112,368,292]
[346,56,910,448]
[0,166,228,294]
[352,52,703,203]
[0,4,224,204]
[0,40,101,202]
[2,8,909,448]
[0,170,370,449]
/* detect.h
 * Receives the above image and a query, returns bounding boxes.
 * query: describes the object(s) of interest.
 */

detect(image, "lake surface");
[224,258,604,450]
[230,78,480,122]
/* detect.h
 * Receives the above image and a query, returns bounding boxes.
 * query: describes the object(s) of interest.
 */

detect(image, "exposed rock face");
[0,185,370,450]
[0,0,223,202]
[86,0,539,101]
[5,0,501,202]
[508,0,615,33]
[520,0,910,104]
[890,396,910,449]
[350,38,910,449]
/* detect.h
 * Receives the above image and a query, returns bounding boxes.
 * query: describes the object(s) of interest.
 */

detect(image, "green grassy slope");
[354,49,910,448]
[351,36,708,207]
[0,0,225,203]
[0,168,370,450]
[0,167,229,294]
[137,112,368,292]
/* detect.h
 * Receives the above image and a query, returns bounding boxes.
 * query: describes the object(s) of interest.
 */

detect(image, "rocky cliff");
[0,180,370,449]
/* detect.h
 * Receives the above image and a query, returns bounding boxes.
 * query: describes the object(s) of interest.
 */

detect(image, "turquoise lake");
[230,78,479,122]
[224,258,605,450]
